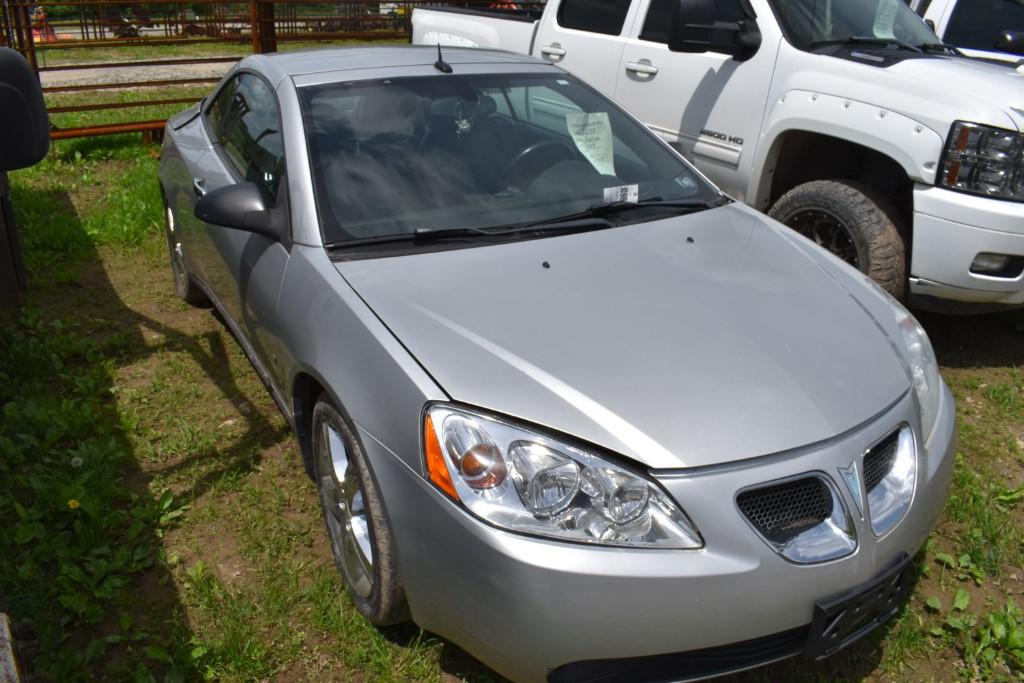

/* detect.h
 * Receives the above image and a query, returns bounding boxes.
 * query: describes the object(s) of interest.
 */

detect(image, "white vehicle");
[414,0,1024,309]
[911,0,1024,65]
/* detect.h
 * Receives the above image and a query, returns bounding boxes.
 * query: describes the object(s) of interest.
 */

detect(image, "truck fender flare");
[749,90,944,209]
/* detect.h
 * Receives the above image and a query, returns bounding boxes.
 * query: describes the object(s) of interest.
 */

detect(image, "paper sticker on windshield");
[603,184,638,204]
[567,112,616,176]
[873,0,899,39]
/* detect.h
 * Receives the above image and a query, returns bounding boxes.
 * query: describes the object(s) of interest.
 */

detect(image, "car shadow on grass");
[6,181,288,678]
[917,307,1024,369]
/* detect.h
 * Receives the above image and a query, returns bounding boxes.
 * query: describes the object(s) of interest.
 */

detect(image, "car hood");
[337,205,909,469]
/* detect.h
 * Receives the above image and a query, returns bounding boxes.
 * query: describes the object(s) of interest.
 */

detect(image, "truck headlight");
[939,121,1024,202]
[423,404,703,549]
[896,309,941,439]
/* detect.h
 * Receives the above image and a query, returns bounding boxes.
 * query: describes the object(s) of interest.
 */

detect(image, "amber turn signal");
[424,414,459,500]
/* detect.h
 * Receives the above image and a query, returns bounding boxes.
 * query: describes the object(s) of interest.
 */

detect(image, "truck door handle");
[625,61,659,75]
[541,43,566,57]
[192,177,207,198]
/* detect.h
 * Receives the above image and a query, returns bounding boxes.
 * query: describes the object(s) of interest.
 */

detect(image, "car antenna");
[434,43,453,74]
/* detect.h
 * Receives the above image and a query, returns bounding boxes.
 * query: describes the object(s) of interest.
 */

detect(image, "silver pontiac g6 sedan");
[158,46,957,682]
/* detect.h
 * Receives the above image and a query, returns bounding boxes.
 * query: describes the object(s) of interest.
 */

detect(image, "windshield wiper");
[323,226,496,250]
[810,36,923,53]
[510,196,730,232]
[918,41,960,55]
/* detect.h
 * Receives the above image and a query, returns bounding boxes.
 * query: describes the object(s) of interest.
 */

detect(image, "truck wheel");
[312,395,409,626]
[769,180,906,299]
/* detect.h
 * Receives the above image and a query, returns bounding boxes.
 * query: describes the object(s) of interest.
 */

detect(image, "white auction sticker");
[566,111,616,176]
[603,184,639,204]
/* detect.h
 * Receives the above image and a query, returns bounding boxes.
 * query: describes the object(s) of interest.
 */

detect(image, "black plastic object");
[667,0,762,62]
[996,30,1024,57]
[805,553,914,660]
[0,48,49,172]
[194,182,285,240]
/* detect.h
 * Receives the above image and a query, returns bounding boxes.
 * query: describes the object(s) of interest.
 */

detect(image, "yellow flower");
[67,499,80,510]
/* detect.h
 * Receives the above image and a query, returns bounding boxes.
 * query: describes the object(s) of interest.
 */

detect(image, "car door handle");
[541,43,566,57]
[192,177,207,198]
[625,61,659,75]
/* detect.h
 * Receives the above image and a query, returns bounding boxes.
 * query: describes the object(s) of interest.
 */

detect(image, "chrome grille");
[864,431,899,493]
[737,477,832,545]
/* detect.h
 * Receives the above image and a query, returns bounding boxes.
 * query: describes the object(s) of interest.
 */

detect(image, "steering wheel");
[500,139,580,190]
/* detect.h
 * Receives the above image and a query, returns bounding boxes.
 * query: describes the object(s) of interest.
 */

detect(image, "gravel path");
[39,59,236,88]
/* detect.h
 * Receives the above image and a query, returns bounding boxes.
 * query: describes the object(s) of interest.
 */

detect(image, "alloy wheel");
[317,420,375,599]
[785,208,861,269]
[165,206,189,293]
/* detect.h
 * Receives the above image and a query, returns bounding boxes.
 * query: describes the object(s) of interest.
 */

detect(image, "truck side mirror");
[0,48,50,172]
[667,0,762,62]
[995,30,1024,57]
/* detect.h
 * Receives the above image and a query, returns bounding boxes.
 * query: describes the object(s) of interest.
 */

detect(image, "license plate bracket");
[805,553,914,660]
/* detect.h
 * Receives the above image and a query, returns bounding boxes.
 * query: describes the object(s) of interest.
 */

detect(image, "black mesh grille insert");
[864,431,900,493]
[737,477,832,545]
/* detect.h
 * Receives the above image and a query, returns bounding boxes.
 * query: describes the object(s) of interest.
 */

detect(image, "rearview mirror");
[667,0,762,62]
[995,30,1024,57]
[194,183,285,240]
[0,48,50,172]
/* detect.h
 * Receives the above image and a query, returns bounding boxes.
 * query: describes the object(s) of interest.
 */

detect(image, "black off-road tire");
[312,395,410,626]
[163,200,208,305]
[769,179,906,299]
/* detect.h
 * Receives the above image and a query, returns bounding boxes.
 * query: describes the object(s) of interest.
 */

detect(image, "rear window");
[557,0,632,35]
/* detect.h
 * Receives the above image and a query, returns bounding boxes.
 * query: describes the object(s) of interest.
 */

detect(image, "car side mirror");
[195,183,285,240]
[995,30,1024,57]
[667,0,762,62]
[924,18,937,33]
[0,47,50,172]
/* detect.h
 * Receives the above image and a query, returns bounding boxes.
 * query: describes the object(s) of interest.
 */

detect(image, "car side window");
[557,0,632,35]
[944,0,1024,51]
[218,74,285,203]
[205,76,239,137]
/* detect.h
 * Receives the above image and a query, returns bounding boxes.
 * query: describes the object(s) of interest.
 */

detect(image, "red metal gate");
[1,0,416,139]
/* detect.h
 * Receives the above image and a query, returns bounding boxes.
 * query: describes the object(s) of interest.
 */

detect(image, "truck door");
[613,0,779,200]
[532,0,640,93]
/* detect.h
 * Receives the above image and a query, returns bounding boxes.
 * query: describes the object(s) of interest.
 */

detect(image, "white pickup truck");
[911,0,1024,65]
[414,0,1024,309]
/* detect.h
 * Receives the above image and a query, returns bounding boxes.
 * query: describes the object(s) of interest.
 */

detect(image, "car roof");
[241,46,546,84]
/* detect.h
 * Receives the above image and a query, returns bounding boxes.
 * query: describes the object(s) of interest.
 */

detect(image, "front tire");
[163,202,207,305]
[312,395,409,626]
[769,180,906,299]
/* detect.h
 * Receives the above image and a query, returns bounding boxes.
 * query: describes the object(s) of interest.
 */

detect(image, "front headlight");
[423,404,703,549]
[895,309,941,438]
[939,121,1024,202]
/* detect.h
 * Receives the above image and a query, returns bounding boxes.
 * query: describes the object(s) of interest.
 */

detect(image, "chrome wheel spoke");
[318,418,375,599]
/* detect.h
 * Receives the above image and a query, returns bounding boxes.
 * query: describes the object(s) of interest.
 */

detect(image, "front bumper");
[364,386,957,683]
[911,185,1024,305]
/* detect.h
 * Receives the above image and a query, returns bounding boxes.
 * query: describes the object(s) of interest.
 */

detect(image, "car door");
[532,0,639,93]
[196,71,292,393]
[613,0,779,200]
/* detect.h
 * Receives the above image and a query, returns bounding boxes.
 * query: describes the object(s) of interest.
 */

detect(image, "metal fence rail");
[1,0,468,140]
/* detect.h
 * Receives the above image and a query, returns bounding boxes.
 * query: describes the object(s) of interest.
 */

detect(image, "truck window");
[640,0,746,44]
[557,0,632,35]
[944,0,1024,51]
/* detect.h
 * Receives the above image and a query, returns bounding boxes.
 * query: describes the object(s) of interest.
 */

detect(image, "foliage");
[0,310,183,678]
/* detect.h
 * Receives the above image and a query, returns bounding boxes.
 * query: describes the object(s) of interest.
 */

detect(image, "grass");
[2,106,1024,680]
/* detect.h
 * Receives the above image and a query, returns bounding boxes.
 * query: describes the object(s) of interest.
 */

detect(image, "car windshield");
[298,72,720,245]
[771,0,939,50]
